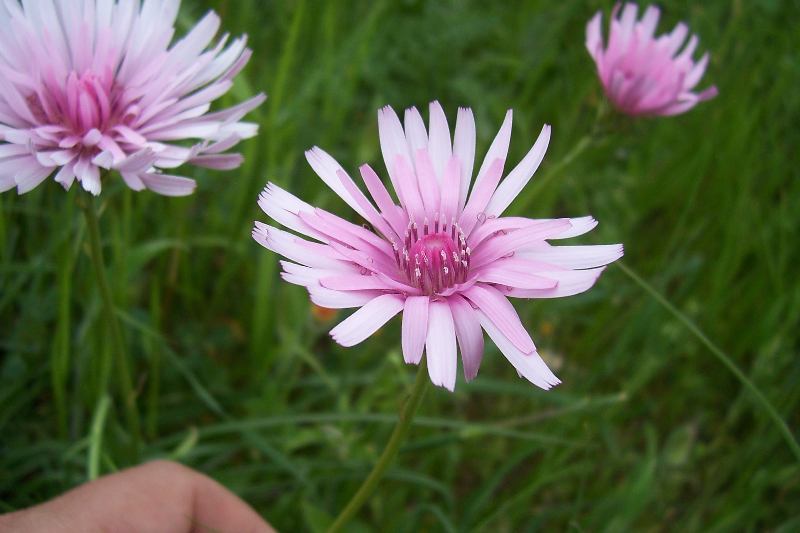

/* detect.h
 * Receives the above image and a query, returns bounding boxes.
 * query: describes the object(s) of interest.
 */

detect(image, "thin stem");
[51,196,77,438]
[82,194,141,458]
[328,363,429,533]
[617,261,800,462]
[87,395,111,480]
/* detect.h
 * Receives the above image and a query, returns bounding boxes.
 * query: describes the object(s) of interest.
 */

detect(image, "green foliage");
[1,0,799,530]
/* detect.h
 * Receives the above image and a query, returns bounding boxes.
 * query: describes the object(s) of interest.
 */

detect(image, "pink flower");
[0,0,265,196]
[254,102,623,391]
[586,3,718,116]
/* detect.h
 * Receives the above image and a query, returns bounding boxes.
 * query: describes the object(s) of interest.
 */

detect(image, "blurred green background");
[1,0,798,531]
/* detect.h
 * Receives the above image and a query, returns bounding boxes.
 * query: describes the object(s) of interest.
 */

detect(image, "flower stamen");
[395,220,469,295]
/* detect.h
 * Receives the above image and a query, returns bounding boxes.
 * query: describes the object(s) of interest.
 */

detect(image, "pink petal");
[426,300,457,391]
[252,222,351,270]
[258,182,325,242]
[402,296,429,365]
[448,294,484,382]
[463,284,535,354]
[684,52,710,89]
[503,267,607,299]
[280,261,342,286]
[469,219,572,269]
[394,155,426,223]
[121,172,146,191]
[359,164,407,237]
[468,216,541,248]
[378,105,412,197]
[0,174,14,192]
[473,109,512,191]
[585,11,604,60]
[676,35,699,65]
[189,153,243,170]
[475,266,558,290]
[438,156,461,222]
[139,173,196,197]
[326,240,396,278]
[666,22,689,56]
[308,286,381,309]
[75,158,101,196]
[619,3,639,42]
[459,157,506,235]
[320,273,396,292]
[413,148,441,218]
[54,163,76,190]
[117,148,156,173]
[486,124,551,217]
[329,294,404,347]
[337,169,398,242]
[552,216,598,239]
[427,100,452,180]
[639,6,661,40]
[403,106,428,155]
[305,147,369,221]
[452,107,476,212]
[302,206,394,258]
[517,244,624,269]
[478,311,560,390]
[15,165,53,194]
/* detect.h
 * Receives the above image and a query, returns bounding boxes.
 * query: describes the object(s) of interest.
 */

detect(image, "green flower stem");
[328,362,428,533]
[82,194,141,459]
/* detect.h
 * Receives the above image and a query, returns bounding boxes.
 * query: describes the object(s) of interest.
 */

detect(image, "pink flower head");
[0,0,265,196]
[254,102,623,391]
[586,3,718,116]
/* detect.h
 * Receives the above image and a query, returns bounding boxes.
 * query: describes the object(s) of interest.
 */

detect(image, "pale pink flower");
[0,0,265,196]
[586,3,718,116]
[254,102,623,391]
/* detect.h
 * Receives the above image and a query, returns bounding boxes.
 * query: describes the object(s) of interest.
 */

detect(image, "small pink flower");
[586,3,718,116]
[0,0,265,196]
[254,102,623,391]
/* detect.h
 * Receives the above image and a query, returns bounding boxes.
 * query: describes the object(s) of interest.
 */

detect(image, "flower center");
[27,69,134,143]
[65,71,116,134]
[393,217,470,295]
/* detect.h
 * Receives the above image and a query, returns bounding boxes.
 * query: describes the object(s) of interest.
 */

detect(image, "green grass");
[1,0,799,531]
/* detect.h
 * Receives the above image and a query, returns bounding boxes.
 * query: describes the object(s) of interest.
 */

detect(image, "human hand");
[0,460,275,533]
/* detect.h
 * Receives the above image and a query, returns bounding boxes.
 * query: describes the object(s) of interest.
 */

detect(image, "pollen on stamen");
[394,218,471,295]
